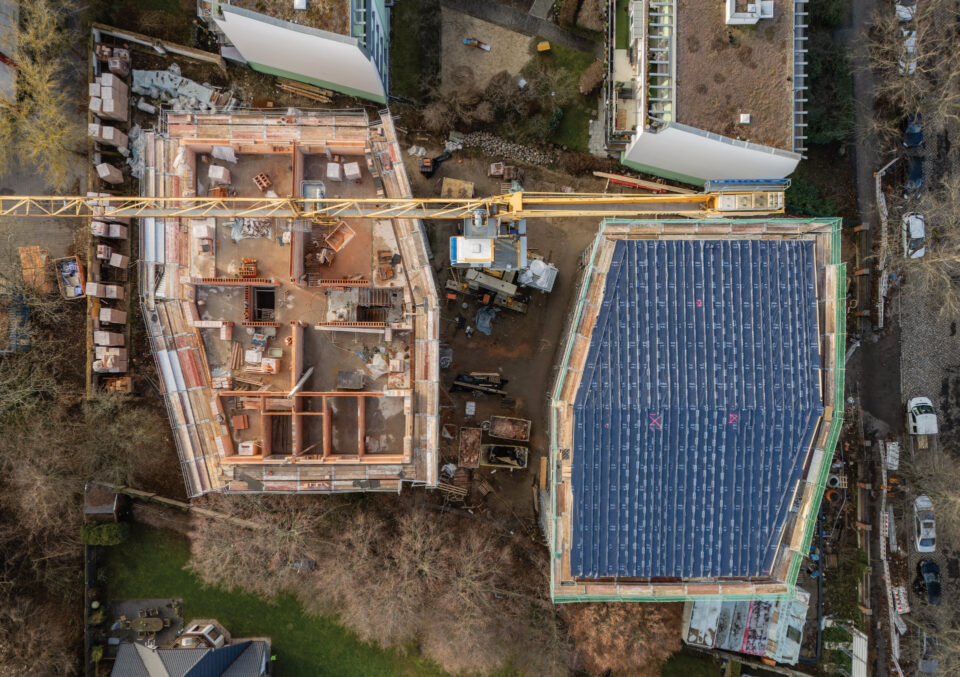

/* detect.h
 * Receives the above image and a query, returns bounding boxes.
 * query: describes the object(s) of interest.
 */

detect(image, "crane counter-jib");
[0,191,785,220]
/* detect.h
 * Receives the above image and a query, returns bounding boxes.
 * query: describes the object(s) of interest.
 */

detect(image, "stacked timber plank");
[275,77,333,104]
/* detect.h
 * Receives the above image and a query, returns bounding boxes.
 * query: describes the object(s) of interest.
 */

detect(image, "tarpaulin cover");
[571,240,822,579]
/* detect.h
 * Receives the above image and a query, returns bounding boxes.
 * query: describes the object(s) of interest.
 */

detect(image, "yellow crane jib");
[0,191,784,220]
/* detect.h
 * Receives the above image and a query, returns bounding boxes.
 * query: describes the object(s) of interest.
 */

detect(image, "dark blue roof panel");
[571,239,822,580]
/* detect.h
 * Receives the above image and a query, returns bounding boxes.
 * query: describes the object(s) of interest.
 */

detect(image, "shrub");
[808,0,846,28]
[559,0,581,26]
[80,522,130,546]
[806,33,854,144]
[549,108,564,131]
[562,151,608,175]
[565,603,682,674]
[578,60,604,94]
[786,178,839,215]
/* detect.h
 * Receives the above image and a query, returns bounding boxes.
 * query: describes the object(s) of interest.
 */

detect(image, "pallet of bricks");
[88,67,131,186]
[87,215,131,376]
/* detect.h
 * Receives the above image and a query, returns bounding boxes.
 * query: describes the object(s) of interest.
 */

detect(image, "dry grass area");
[440,7,533,93]
[232,0,349,34]
[675,0,793,150]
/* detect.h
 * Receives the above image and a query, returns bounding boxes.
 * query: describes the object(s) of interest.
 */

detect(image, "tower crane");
[0,189,785,221]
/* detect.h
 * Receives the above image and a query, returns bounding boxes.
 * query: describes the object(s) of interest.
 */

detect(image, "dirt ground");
[401,149,609,524]
[440,7,534,93]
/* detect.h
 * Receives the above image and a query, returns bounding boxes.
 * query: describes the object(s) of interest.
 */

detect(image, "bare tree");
[897,171,960,316]
[0,0,80,189]
[868,0,960,136]
[0,594,76,676]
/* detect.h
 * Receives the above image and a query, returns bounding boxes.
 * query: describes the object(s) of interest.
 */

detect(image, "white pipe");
[287,366,314,399]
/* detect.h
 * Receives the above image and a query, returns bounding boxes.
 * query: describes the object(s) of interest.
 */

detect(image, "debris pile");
[229,218,274,241]
[132,64,237,113]
[459,132,558,166]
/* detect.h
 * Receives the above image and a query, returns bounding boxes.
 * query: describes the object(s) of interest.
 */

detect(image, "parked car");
[919,626,940,674]
[914,495,937,552]
[907,397,938,435]
[901,213,926,258]
[914,558,942,605]
[896,0,917,21]
[904,155,924,195]
[899,29,918,75]
[903,113,923,148]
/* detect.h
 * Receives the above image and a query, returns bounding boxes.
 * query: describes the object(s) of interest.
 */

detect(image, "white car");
[914,495,936,553]
[902,212,926,258]
[899,29,918,75]
[907,397,938,435]
[896,0,917,21]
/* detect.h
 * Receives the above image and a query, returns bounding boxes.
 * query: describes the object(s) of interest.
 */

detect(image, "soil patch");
[441,7,534,92]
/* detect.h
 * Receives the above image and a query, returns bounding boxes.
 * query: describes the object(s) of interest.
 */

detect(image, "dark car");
[914,559,942,605]
[919,626,940,674]
[904,155,924,196]
[903,113,923,148]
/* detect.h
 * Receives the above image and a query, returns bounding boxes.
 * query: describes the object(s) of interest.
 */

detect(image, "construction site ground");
[403,150,610,526]
[441,7,534,92]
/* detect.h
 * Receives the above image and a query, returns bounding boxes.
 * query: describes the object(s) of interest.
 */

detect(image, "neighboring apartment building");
[603,0,806,184]
[199,0,389,103]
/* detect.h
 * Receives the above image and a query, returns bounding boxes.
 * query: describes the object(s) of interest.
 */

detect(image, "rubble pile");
[132,64,237,113]
[459,132,558,166]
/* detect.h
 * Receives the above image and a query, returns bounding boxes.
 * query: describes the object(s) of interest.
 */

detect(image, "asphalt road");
[837,0,895,669]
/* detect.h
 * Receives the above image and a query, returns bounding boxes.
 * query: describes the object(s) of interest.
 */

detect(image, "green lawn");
[615,0,631,49]
[555,104,593,151]
[102,526,447,677]
[660,649,722,677]
[532,40,598,151]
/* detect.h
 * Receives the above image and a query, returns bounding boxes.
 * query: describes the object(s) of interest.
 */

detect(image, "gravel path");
[899,278,960,450]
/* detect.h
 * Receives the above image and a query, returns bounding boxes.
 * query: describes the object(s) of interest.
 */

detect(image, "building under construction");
[548,217,845,601]
[138,109,439,496]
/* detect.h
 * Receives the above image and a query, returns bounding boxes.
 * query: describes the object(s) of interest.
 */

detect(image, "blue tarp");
[571,240,822,579]
[475,306,500,336]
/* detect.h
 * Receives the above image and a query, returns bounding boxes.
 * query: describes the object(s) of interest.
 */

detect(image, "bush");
[578,60,604,94]
[559,0,581,26]
[87,608,105,626]
[809,0,846,28]
[562,151,609,175]
[565,603,682,674]
[80,522,130,546]
[90,645,103,664]
[549,108,564,131]
[786,178,839,215]
[806,33,854,144]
